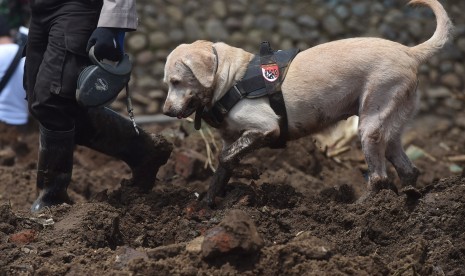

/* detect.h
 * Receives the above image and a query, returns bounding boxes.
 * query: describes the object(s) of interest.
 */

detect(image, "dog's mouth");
[177,96,201,119]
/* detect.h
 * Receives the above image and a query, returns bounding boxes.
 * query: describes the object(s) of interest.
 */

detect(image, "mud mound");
[1,114,465,275]
[1,175,464,275]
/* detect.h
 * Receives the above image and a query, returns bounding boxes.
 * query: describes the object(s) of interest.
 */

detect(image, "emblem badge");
[95,78,109,91]
[261,63,279,82]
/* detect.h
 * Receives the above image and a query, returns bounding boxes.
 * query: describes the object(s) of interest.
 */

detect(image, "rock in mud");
[174,149,209,179]
[8,229,38,245]
[201,209,264,259]
[278,231,333,261]
[114,246,148,269]
[186,236,204,253]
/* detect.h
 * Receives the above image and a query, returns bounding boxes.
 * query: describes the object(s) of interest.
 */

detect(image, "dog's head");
[163,40,217,119]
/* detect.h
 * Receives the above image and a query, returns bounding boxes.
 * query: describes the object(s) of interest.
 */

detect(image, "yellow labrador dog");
[163,0,452,206]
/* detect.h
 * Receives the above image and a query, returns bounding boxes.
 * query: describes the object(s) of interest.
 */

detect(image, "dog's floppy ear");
[182,50,217,89]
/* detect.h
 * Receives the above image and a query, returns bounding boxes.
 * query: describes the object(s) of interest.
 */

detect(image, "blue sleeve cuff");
[116,32,126,52]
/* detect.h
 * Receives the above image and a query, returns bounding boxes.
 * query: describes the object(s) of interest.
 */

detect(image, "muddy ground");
[1,102,465,275]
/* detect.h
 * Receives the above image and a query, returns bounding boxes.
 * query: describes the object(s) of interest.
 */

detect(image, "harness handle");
[259,41,289,148]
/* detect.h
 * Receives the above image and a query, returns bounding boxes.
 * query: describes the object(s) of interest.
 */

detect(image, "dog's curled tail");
[409,0,453,62]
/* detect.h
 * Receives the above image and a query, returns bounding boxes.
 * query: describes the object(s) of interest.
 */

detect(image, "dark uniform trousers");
[25,0,102,131]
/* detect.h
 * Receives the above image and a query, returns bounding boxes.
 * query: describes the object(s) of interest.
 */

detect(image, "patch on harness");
[261,63,279,82]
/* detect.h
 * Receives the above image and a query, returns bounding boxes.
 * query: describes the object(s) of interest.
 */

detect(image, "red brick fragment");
[9,229,38,245]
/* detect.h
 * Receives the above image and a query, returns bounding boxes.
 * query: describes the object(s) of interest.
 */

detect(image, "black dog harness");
[196,42,300,148]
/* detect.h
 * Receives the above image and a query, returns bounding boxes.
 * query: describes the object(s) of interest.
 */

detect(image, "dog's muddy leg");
[206,130,271,207]
[220,130,270,165]
[361,129,388,183]
[206,164,232,207]
[386,135,422,200]
[358,126,397,201]
[386,137,420,186]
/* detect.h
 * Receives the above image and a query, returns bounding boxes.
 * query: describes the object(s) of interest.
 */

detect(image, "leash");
[125,83,139,135]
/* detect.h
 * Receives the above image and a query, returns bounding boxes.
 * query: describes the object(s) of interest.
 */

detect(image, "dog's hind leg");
[358,121,396,195]
[357,77,419,200]
[386,81,420,188]
[386,137,420,187]
[358,94,404,197]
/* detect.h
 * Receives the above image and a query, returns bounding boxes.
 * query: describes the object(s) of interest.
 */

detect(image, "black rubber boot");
[31,126,74,212]
[75,107,172,192]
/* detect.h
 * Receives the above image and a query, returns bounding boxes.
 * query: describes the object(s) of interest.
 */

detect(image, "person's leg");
[75,107,172,192]
[26,2,100,212]
[31,125,74,212]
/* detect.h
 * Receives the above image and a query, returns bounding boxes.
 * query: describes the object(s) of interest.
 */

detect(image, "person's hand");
[86,27,124,61]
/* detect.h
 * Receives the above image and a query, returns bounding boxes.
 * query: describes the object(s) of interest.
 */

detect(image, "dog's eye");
[171,80,181,86]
